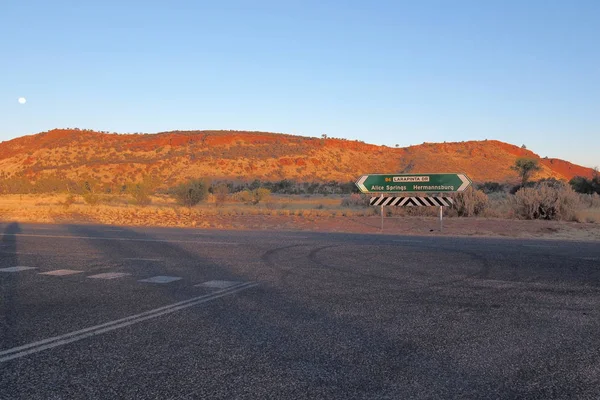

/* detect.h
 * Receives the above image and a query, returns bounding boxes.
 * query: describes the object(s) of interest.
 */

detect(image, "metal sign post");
[439,205,443,232]
[380,193,384,232]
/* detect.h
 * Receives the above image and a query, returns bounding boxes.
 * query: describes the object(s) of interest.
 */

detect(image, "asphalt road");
[1,222,599,399]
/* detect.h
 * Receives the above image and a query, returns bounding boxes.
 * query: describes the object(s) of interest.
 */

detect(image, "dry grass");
[0,192,598,233]
[575,209,600,224]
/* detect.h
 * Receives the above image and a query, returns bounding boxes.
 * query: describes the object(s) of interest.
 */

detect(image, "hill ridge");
[0,128,594,189]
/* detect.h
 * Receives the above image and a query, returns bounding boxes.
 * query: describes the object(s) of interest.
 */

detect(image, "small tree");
[172,178,209,207]
[79,178,101,205]
[127,176,158,206]
[253,188,271,204]
[511,157,541,187]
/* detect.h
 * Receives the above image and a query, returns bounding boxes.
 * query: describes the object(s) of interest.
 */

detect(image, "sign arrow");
[354,173,472,193]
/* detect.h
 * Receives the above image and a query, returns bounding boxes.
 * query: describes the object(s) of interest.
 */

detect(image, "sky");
[1,0,598,168]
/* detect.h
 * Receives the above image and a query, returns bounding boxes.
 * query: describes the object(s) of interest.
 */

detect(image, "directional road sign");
[355,173,471,193]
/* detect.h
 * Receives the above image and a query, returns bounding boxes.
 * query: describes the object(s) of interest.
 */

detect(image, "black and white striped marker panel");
[370,196,454,207]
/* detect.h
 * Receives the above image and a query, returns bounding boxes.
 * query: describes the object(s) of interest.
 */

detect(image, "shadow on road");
[0,222,23,347]
[54,223,486,399]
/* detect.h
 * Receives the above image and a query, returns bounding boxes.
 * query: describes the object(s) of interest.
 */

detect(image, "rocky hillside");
[0,129,594,188]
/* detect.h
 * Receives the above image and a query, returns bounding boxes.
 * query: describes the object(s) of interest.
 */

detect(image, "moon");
[18,97,27,104]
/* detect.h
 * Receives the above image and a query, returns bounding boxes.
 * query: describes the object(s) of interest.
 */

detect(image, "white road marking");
[0,266,36,272]
[40,269,83,276]
[522,244,553,248]
[138,276,182,284]
[87,272,131,280]
[0,233,238,245]
[104,229,125,232]
[123,258,162,262]
[580,257,599,261]
[197,280,241,289]
[0,282,258,363]
[391,239,423,243]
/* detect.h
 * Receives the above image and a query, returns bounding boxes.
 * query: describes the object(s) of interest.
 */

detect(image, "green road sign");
[355,173,472,193]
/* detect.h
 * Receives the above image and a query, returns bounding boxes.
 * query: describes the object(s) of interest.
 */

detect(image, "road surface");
[1,222,599,399]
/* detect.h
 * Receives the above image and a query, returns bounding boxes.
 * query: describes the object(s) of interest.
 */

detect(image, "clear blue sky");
[1,0,598,168]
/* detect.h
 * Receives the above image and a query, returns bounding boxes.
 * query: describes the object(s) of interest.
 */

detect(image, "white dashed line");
[40,269,83,276]
[197,280,241,289]
[123,258,162,262]
[0,266,36,272]
[0,282,258,363]
[138,276,182,284]
[87,272,131,280]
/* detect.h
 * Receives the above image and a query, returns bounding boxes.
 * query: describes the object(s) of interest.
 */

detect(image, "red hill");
[0,129,594,189]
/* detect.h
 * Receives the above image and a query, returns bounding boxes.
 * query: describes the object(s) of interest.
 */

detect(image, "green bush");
[477,181,507,194]
[172,179,210,207]
[452,187,489,217]
[570,171,600,195]
[512,181,580,220]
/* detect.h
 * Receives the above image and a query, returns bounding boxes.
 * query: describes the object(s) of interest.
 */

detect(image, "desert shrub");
[129,188,151,206]
[82,192,100,205]
[231,188,271,204]
[172,178,210,207]
[512,181,581,220]
[452,187,489,217]
[477,181,507,194]
[61,194,76,209]
[232,190,253,203]
[127,177,157,206]
[78,178,101,205]
[341,193,370,207]
[578,193,600,208]
[570,172,600,195]
[1,176,33,194]
[33,174,67,194]
[254,188,271,203]
[212,184,229,207]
